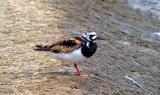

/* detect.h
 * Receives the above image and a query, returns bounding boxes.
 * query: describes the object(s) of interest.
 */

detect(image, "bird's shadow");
[46,69,75,76]
[41,66,92,77]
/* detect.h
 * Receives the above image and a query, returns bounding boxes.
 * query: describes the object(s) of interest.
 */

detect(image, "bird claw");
[75,72,93,79]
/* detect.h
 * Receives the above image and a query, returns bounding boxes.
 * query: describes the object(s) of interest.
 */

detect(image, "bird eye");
[90,35,94,37]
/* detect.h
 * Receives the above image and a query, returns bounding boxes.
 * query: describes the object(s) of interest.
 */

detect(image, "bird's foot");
[74,72,80,76]
[75,72,93,79]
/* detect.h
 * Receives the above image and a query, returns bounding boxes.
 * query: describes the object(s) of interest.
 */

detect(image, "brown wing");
[34,37,82,53]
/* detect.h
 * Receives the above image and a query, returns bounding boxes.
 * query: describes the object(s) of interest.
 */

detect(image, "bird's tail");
[34,45,49,51]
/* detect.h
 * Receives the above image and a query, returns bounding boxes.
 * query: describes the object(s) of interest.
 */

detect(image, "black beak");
[96,36,105,40]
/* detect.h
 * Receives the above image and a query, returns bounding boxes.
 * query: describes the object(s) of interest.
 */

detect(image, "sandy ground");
[0,0,160,95]
[0,0,84,95]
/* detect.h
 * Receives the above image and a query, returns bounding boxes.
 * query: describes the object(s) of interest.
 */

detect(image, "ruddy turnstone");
[34,32,103,76]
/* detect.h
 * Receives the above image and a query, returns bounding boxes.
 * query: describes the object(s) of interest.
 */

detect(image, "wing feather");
[34,37,82,53]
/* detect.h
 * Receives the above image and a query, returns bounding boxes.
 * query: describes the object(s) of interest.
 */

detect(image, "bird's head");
[81,32,103,41]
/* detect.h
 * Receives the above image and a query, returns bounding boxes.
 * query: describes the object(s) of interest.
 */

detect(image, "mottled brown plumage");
[34,37,82,53]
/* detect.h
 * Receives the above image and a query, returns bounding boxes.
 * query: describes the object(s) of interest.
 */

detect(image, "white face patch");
[92,35,97,40]
[82,32,97,41]
[89,32,96,35]
[86,42,90,48]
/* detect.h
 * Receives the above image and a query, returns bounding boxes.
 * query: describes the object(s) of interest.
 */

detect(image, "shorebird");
[34,32,103,76]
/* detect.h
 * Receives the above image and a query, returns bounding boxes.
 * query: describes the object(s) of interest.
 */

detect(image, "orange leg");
[74,63,80,76]
[74,64,93,79]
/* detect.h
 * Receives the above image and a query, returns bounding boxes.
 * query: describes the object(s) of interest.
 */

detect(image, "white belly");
[47,48,87,63]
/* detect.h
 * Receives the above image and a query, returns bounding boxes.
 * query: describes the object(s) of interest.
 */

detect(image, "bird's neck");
[81,36,91,42]
[81,40,97,58]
